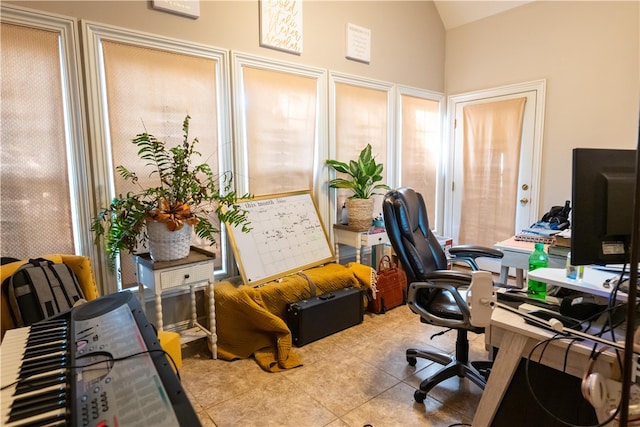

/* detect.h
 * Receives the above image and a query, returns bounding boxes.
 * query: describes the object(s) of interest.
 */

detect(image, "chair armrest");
[449,245,503,271]
[407,271,474,329]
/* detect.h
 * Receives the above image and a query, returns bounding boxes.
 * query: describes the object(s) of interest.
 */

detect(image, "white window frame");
[1,4,92,266]
[82,21,235,293]
[231,52,329,226]
[327,71,395,226]
[396,85,446,232]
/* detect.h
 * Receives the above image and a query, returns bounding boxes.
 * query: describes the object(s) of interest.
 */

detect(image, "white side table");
[133,247,217,358]
[494,236,566,288]
[333,224,390,266]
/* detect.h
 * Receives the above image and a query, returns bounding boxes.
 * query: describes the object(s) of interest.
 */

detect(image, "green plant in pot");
[326,144,390,230]
[91,115,251,269]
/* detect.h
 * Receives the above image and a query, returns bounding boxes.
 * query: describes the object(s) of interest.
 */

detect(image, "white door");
[445,81,546,257]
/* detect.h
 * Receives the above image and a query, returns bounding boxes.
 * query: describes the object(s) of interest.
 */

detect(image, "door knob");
[520,198,529,204]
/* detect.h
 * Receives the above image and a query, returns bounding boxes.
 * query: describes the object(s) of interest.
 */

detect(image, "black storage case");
[287,286,364,347]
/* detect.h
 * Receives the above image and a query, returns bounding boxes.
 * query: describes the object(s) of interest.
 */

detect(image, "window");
[84,23,234,292]
[397,87,444,228]
[0,7,89,265]
[329,73,393,220]
[232,53,328,218]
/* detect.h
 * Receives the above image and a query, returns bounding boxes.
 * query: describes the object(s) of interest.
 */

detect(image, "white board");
[224,191,335,286]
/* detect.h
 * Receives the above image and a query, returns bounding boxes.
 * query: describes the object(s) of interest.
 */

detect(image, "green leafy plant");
[91,115,251,269]
[325,144,390,199]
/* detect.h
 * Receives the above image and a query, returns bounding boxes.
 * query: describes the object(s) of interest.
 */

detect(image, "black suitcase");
[287,286,364,347]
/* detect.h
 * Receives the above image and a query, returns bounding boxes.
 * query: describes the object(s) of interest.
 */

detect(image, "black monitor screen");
[571,148,637,266]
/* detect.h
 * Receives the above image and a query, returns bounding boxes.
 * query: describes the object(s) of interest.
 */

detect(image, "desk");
[473,307,618,426]
[495,237,566,288]
[133,248,217,358]
[527,267,627,302]
[333,224,389,265]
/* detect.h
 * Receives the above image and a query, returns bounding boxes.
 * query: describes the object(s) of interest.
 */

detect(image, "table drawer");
[361,232,390,246]
[159,261,214,290]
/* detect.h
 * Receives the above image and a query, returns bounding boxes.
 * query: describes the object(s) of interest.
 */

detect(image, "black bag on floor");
[3,258,85,326]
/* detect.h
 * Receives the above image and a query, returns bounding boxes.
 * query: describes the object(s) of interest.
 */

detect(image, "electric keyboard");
[0,291,201,427]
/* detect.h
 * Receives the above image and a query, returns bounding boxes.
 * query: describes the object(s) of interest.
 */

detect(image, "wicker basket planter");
[346,198,374,231]
[147,221,192,262]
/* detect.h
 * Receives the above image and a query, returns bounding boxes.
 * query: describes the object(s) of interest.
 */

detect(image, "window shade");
[1,23,74,258]
[101,40,222,286]
[242,66,317,196]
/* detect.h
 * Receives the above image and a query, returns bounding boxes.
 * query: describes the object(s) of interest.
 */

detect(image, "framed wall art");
[259,0,303,55]
[152,0,200,19]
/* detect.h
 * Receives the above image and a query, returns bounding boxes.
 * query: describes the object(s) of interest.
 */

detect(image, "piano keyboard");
[0,291,201,427]
[1,320,70,426]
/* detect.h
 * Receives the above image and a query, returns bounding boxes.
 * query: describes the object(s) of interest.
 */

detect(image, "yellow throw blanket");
[212,262,374,372]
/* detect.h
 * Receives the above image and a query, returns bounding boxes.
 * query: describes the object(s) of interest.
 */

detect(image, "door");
[446,81,546,253]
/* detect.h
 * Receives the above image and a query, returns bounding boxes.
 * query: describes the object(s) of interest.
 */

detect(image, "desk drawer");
[159,262,214,290]
[361,232,389,246]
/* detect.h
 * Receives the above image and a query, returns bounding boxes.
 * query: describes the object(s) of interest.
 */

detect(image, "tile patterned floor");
[180,304,489,427]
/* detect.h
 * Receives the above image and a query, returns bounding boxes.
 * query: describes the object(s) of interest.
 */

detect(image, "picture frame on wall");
[152,0,200,19]
[259,0,303,55]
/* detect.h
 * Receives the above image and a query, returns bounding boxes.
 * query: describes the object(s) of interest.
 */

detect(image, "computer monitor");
[571,148,637,266]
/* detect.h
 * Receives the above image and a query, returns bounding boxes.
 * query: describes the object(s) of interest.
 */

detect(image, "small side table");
[133,247,217,359]
[494,236,566,288]
[333,224,390,266]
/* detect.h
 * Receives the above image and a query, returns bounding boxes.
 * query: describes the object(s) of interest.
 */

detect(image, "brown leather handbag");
[368,255,407,314]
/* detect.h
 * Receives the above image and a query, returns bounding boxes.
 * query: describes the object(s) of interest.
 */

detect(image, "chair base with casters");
[405,279,495,403]
[407,328,492,403]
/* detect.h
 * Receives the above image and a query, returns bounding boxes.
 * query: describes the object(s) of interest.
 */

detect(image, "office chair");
[382,187,504,403]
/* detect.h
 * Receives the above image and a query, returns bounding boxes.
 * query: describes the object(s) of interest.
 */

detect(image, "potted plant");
[91,115,251,269]
[326,144,390,230]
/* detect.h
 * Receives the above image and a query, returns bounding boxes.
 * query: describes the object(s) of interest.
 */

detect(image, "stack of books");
[514,233,556,245]
[548,234,571,257]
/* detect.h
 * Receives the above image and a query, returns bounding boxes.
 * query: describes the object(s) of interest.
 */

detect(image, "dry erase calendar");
[224,191,334,287]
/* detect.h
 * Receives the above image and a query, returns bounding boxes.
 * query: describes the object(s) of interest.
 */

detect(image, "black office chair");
[382,187,504,403]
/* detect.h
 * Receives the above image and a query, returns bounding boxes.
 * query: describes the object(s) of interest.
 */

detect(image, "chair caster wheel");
[414,390,426,403]
[407,356,417,366]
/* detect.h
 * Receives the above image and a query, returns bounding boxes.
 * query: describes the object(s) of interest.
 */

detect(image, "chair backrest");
[382,188,448,283]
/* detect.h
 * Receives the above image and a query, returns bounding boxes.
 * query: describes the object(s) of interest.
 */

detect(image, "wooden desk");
[494,237,566,288]
[472,307,618,426]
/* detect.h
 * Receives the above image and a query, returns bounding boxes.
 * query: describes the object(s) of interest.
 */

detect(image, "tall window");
[84,23,234,292]
[242,67,318,195]
[398,89,443,227]
[330,74,393,219]
[232,53,327,219]
[0,8,88,262]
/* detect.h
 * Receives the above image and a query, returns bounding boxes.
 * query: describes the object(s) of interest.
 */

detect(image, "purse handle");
[377,255,395,272]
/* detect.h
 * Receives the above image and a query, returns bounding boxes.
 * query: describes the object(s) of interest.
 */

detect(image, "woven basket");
[346,198,374,231]
[147,221,192,262]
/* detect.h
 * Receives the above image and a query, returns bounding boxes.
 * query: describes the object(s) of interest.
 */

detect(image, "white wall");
[445,1,639,216]
[7,0,639,220]
[7,0,445,91]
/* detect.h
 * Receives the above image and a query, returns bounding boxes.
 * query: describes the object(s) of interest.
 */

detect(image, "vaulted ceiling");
[433,1,534,30]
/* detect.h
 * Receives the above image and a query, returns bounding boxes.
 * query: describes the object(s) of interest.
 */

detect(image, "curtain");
[243,67,317,196]
[459,97,526,247]
[1,23,74,258]
[400,94,440,224]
